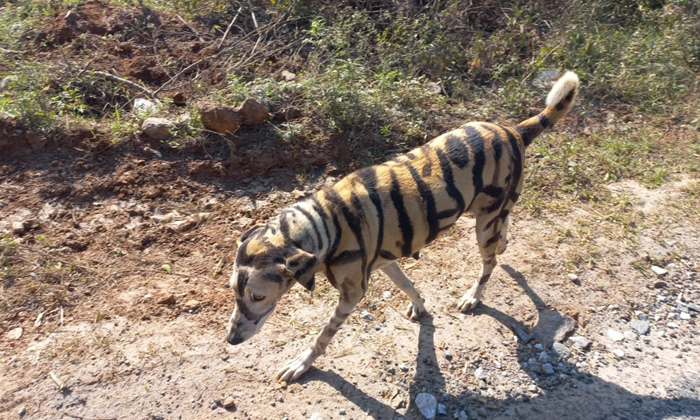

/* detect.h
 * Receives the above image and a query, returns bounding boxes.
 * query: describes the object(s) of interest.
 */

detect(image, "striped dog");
[226,71,579,382]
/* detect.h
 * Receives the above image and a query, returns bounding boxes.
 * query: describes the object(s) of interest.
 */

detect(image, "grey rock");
[493,360,502,369]
[568,273,579,281]
[568,336,590,349]
[374,324,381,331]
[360,310,374,321]
[309,414,323,420]
[612,349,625,358]
[19,406,26,416]
[382,291,392,300]
[538,351,549,363]
[680,312,691,320]
[415,393,438,419]
[399,363,409,373]
[651,265,668,276]
[542,363,555,375]
[142,117,175,140]
[133,98,158,114]
[531,310,577,347]
[608,329,624,342]
[631,319,650,335]
[513,325,531,343]
[444,350,453,361]
[458,410,469,420]
[475,367,487,381]
[635,311,648,321]
[551,342,571,361]
[687,303,700,312]
[438,403,447,415]
[339,408,346,415]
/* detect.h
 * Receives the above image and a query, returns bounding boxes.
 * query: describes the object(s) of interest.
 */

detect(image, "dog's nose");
[227,335,244,345]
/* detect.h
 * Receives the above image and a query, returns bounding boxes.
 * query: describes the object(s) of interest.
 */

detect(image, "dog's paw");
[406,298,426,321]
[457,286,482,313]
[276,348,317,383]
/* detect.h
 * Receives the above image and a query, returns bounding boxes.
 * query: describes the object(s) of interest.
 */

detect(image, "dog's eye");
[251,294,265,302]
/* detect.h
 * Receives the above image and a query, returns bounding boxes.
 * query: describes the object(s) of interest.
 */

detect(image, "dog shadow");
[299,264,700,419]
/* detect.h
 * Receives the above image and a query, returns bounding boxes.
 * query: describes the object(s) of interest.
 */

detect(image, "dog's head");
[226,221,319,345]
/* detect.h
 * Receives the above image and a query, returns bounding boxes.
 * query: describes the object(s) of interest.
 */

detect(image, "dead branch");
[91,70,160,103]
[218,6,243,50]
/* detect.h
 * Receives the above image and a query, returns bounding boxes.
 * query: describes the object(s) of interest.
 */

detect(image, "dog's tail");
[515,71,579,147]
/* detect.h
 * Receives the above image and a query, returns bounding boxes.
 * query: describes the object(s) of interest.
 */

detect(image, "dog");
[226,71,579,383]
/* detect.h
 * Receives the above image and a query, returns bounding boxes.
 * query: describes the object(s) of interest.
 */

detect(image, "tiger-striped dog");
[226,71,579,383]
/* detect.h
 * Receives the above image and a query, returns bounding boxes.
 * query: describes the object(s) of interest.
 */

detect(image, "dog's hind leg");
[381,261,426,320]
[276,281,364,383]
[457,208,509,313]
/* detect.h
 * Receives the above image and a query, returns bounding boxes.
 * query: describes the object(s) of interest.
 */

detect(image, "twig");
[218,6,243,49]
[91,70,160,102]
[247,0,258,29]
[49,371,65,391]
[0,47,22,54]
[62,412,116,420]
[175,14,205,43]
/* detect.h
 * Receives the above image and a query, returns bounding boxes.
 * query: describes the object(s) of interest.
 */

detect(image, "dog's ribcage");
[284,121,524,289]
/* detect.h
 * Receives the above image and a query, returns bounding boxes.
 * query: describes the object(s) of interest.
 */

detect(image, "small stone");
[415,393,438,419]
[339,408,346,415]
[210,400,219,410]
[568,273,579,281]
[184,299,201,310]
[398,363,409,373]
[474,367,487,381]
[444,350,453,361]
[18,406,26,416]
[513,325,531,343]
[635,311,648,321]
[309,414,322,420]
[360,310,374,321]
[569,336,590,349]
[667,322,680,329]
[612,349,625,358]
[281,70,296,81]
[680,312,691,320]
[654,281,668,289]
[382,291,392,300]
[222,396,235,409]
[458,410,469,420]
[538,351,549,362]
[531,310,577,348]
[221,354,230,361]
[374,324,381,331]
[651,266,668,276]
[7,327,22,340]
[631,319,649,335]
[142,117,175,140]
[157,294,176,305]
[438,403,447,415]
[133,98,158,114]
[198,100,243,134]
[11,221,25,234]
[238,98,269,125]
[623,331,636,341]
[528,385,538,392]
[493,360,502,369]
[534,344,543,351]
[608,329,624,342]
[542,363,555,375]
[551,342,571,361]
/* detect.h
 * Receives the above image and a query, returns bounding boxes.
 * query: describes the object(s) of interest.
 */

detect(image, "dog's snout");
[227,334,245,345]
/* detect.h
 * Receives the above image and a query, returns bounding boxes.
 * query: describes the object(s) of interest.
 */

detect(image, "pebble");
[382,291,392,300]
[680,312,691,320]
[568,273,579,281]
[415,393,438,419]
[444,350,453,361]
[631,319,650,335]
[534,343,543,350]
[399,363,409,372]
[309,414,323,420]
[438,404,447,415]
[475,367,487,381]
[542,363,555,375]
[458,410,469,420]
[651,266,668,276]
[623,331,636,341]
[360,310,374,321]
[552,342,571,361]
[221,354,229,361]
[538,351,549,362]
[374,324,381,331]
[19,407,26,416]
[493,360,502,369]
[528,384,538,392]
[612,349,625,358]
[210,400,219,410]
[339,408,347,415]
[569,336,590,349]
[635,311,648,321]
[667,322,680,329]
[223,396,235,409]
[608,329,624,342]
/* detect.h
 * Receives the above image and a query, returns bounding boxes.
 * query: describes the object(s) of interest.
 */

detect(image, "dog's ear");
[284,249,319,292]
[238,223,265,245]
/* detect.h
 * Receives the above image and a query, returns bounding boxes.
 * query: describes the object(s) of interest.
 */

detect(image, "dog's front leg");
[276,285,364,383]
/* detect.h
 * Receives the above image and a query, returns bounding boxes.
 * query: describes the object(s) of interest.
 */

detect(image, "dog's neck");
[277,201,331,267]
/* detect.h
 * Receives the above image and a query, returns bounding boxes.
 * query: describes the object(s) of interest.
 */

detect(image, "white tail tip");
[545,71,579,108]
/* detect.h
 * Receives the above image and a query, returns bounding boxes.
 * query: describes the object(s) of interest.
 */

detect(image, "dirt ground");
[1,1,700,419]
[1,135,699,420]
